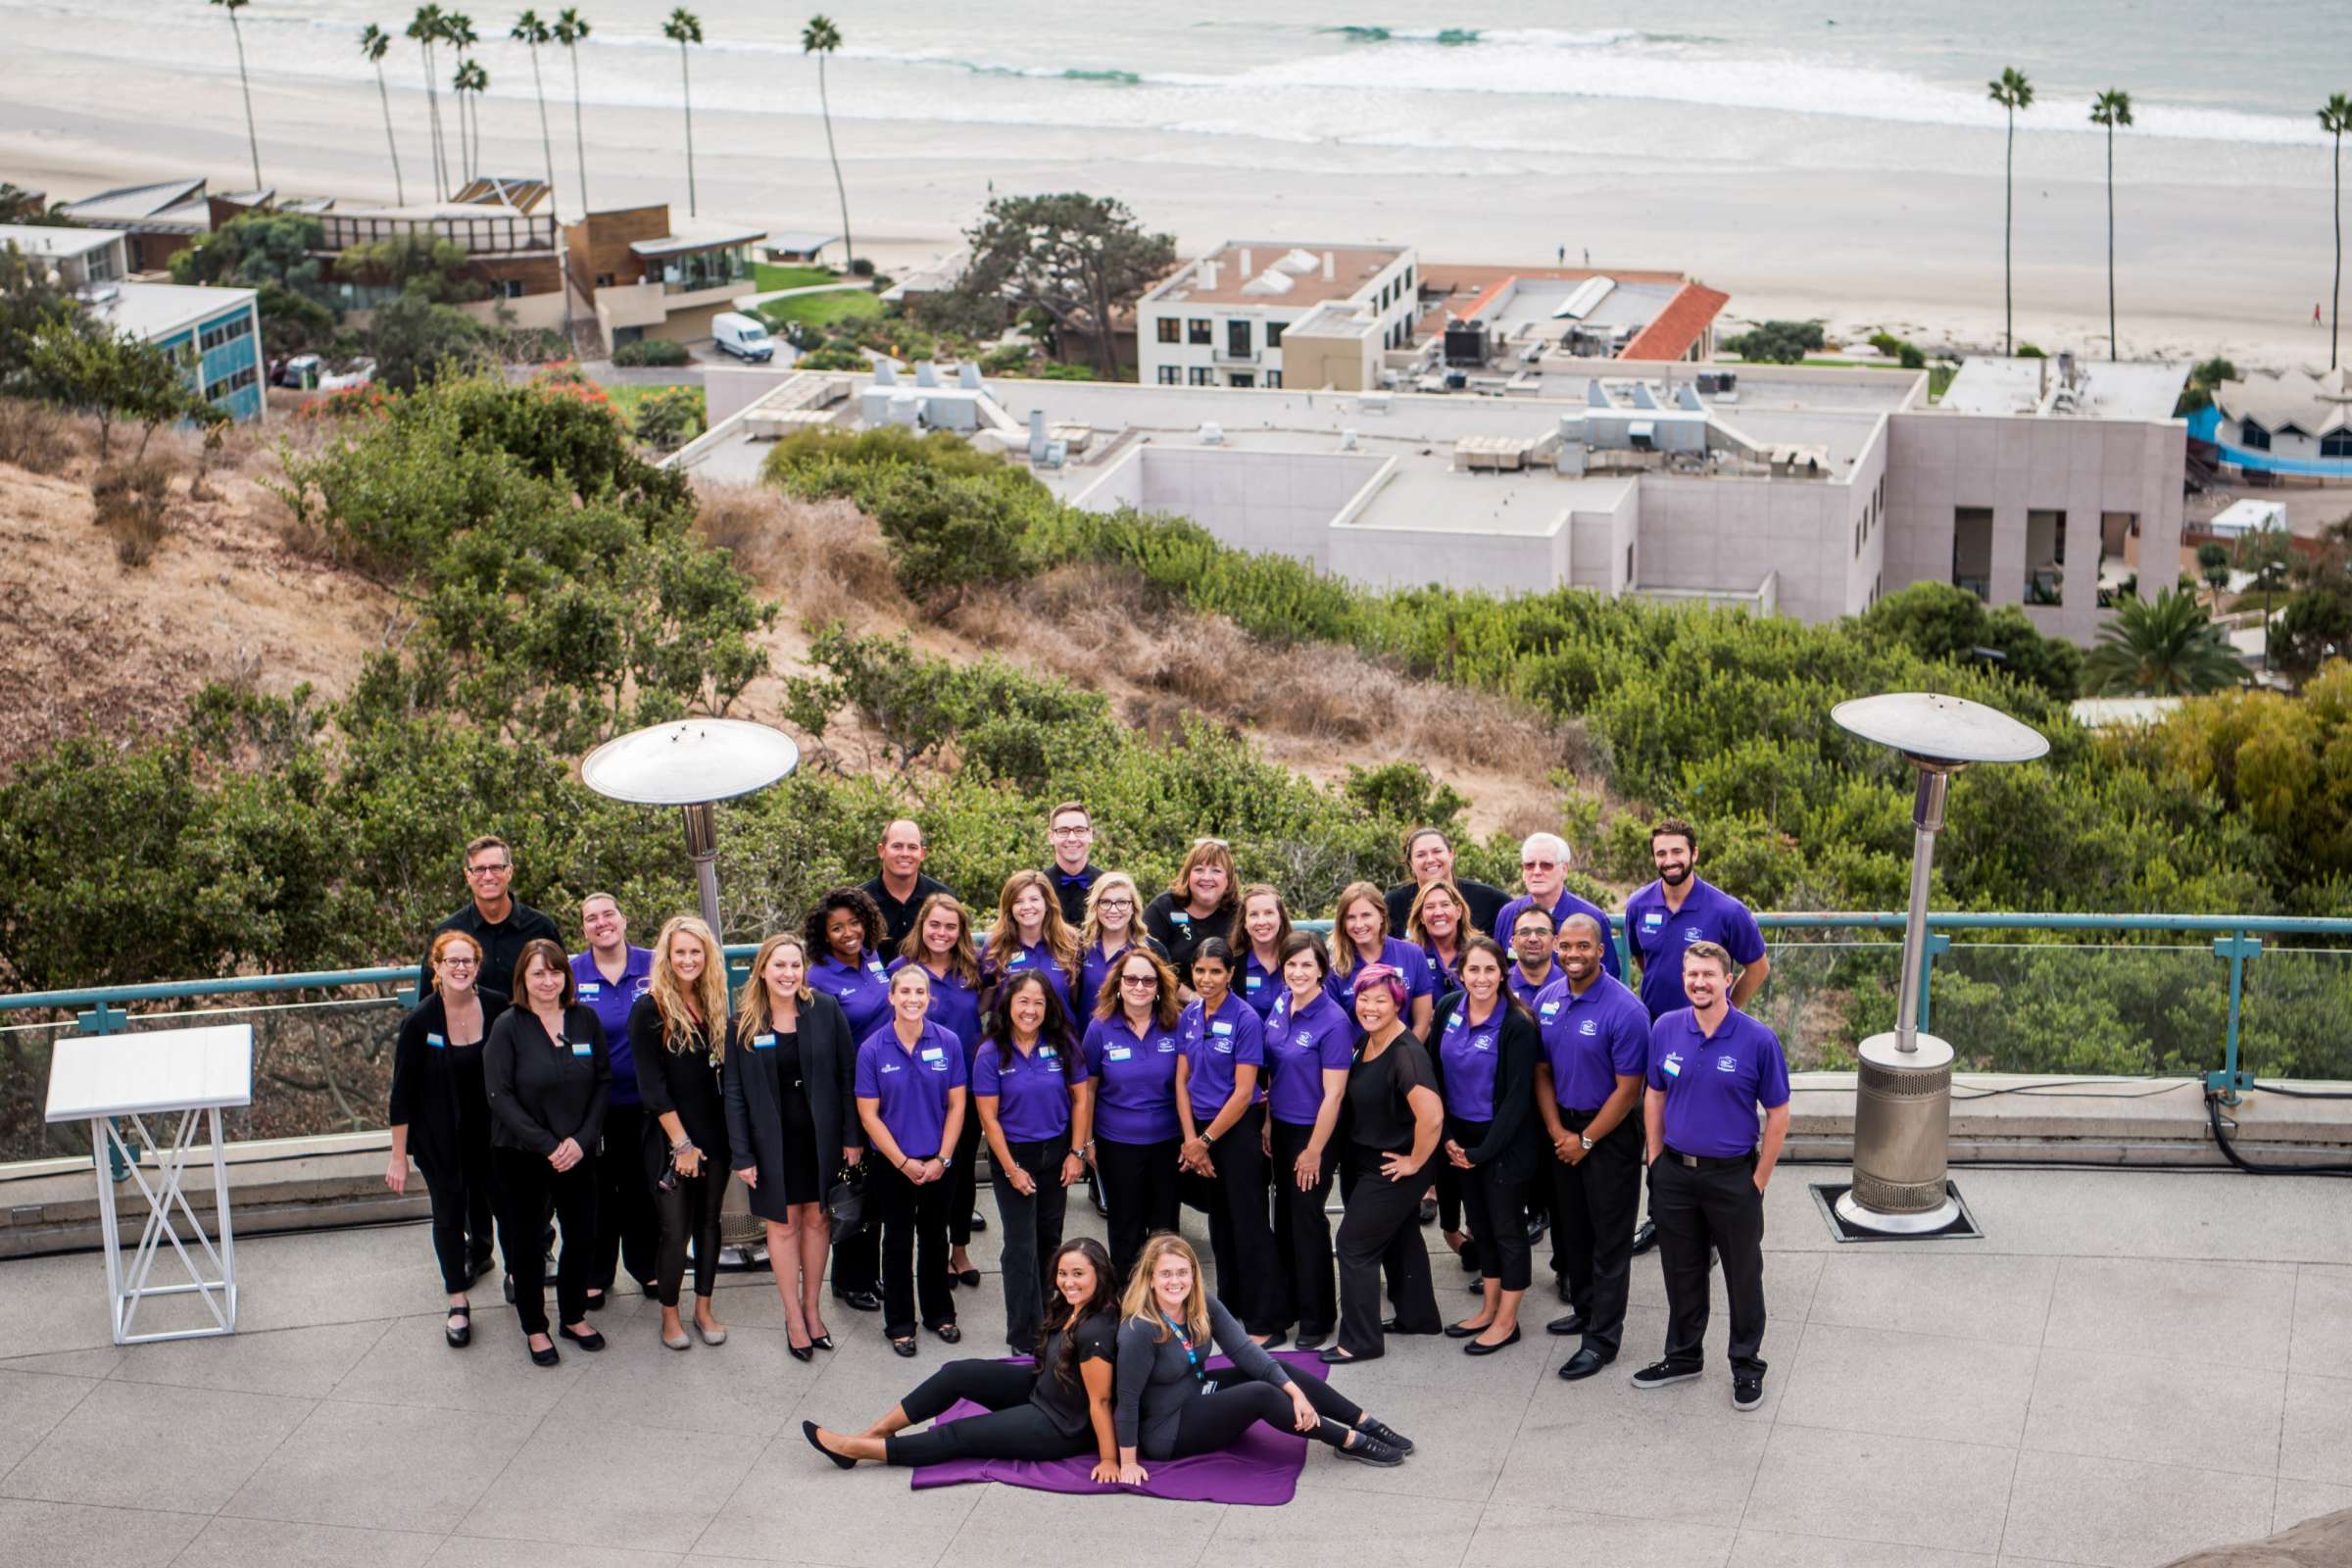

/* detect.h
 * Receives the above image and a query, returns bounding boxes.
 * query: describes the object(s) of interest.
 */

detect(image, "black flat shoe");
[1295,1329,1327,1351]
[445,1308,471,1348]
[503,1273,516,1305]
[526,1336,560,1367]
[890,1336,917,1357]
[932,1322,961,1345]
[1444,1320,1492,1340]
[466,1255,494,1286]
[583,1290,607,1312]
[952,1268,981,1289]
[1418,1197,1438,1224]
[1319,1345,1378,1364]
[558,1324,606,1352]
[967,1209,988,1233]
[1464,1327,1521,1356]
[1253,1330,1288,1351]
[788,1337,814,1364]
[834,1288,882,1312]
[804,1419,856,1470]
[1557,1348,1610,1381]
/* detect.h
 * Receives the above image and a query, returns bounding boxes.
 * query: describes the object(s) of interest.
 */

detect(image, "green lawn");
[759,288,883,329]
[753,263,838,292]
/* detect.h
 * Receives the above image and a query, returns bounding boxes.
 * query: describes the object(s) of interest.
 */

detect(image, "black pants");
[1180,1104,1281,1334]
[1433,1162,1462,1234]
[872,1155,956,1338]
[1334,1146,1441,1357]
[588,1102,659,1294]
[883,1357,1090,1467]
[1549,1111,1643,1357]
[1649,1151,1768,1376]
[1450,1117,1530,1292]
[1268,1118,1338,1337]
[1153,1372,1364,1462]
[416,1141,497,1295]
[1095,1133,1180,1284]
[946,1109,983,1248]
[493,1148,596,1336]
[991,1134,1071,1352]
[834,1225,879,1298]
[653,1164,727,1307]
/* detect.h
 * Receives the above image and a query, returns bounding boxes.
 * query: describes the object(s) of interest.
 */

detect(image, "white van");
[710,312,775,364]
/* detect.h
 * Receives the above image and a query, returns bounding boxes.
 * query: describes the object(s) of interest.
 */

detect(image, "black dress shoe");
[1555,1274,1575,1303]
[503,1273,516,1305]
[952,1269,981,1289]
[583,1290,607,1312]
[1631,1218,1658,1254]
[810,1334,836,1352]
[1464,1326,1521,1356]
[1444,1320,1491,1340]
[558,1324,606,1352]
[1295,1329,1328,1351]
[445,1308,471,1348]
[804,1419,856,1470]
[1320,1345,1379,1364]
[1556,1347,1610,1381]
[967,1209,988,1233]
[1546,1312,1586,1336]
[1254,1330,1288,1351]
[834,1288,882,1312]
[526,1337,560,1367]
[787,1337,814,1364]
[1417,1197,1438,1225]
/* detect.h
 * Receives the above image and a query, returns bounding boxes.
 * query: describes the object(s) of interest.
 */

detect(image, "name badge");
[920,1047,945,1062]
[1106,1046,1133,1062]
[1039,1047,1058,1062]
[1663,1051,1684,1079]
[1446,1012,1464,1031]
[1009,950,1029,966]
[752,1033,776,1050]
[570,1041,591,1057]
[866,958,887,976]
[1245,974,1262,989]
[1172,912,1191,926]
[425,1032,446,1049]
[1541,1000,1561,1017]
[578,982,601,998]
[1643,911,1664,929]
[1210,1020,1233,1037]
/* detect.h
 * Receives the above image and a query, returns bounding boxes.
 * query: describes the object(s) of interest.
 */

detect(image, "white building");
[1136,242,1419,391]
[0,223,128,290]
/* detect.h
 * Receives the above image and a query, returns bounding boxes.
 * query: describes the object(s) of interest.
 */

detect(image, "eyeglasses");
[1521,859,1558,871]
[1098,897,1135,911]
[438,956,479,969]
[1050,824,1092,837]
[1119,975,1159,989]
[466,862,512,877]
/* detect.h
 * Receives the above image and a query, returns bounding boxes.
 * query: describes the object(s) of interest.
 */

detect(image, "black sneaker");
[1629,1360,1701,1391]
[1333,1431,1405,1467]
[1733,1373,1764,1411]
[1353,1416,1414,1454]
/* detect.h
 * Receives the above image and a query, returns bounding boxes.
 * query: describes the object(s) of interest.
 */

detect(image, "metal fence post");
[73,1004,134,1182]
[1915,932,1951,1035]
[2206,930,2263,1104]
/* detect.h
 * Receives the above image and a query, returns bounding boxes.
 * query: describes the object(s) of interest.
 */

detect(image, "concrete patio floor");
[0,1165,2346,1568]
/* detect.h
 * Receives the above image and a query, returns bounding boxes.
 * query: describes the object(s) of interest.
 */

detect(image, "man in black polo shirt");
[1385,826,1510,938]
[861,817,950,955]
[1044,800,1101,929]
[419,835,559,1005]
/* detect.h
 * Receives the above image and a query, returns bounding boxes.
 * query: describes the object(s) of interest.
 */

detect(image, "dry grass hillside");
[0,402,1576,840]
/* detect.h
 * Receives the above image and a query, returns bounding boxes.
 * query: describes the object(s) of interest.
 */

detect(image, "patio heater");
[1829,693,2048,1235]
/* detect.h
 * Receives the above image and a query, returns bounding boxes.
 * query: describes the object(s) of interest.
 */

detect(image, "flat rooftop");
[81,281,255,341]
[1145,241,1404,309]
[0,1164,2340,1565]
[633,219,766,258]
[1941,357,2190,421]
[0,223,120,261]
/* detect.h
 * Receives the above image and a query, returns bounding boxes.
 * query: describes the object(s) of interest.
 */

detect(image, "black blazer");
[1426,988,1542,1183]
[484,1004,612,1156]
[721,989,861,1223]
[387,991,507,1176]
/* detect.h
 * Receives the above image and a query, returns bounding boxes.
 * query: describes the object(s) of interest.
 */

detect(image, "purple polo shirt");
[980,936,1074,1022]
[1625,876,1768,1020]
[1237,949,1284,1018]
[1327,937,1433,1030]
[855,1018,967,1160]
[1646,1005,1789,1159]
[1079,940,1160,1022]
[1082,1014,1182,1144]
[1434,995,1505,1122]
[1179,992,1264,1122]
[569,946,653,1106]
[1534,973,1651,1112]
[889,956,985,1067]
[1495,888,1623,980]
[809,952,894,1041]
[1422,943,1464,1002]
[1262,989,1355,1126]
[972,1035,1085,1144]
[1508,960,1563,1012]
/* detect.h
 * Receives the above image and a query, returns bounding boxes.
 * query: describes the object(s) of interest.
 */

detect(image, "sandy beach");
[1,3,2343,374]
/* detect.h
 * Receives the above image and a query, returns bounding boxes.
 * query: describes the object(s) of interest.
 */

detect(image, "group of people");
[387,801,1793,1461]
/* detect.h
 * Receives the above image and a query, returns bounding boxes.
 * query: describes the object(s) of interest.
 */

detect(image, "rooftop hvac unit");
[1696,371,1722,394]
[1339,429,1359,450]
[1199,422,1225,445]
[1444,319,1490,368]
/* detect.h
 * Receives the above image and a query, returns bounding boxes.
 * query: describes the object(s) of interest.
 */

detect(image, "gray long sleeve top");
[1113,1295,1291,1454]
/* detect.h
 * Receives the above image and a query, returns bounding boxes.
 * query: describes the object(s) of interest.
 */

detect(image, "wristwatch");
[1579,1135,1594,1152]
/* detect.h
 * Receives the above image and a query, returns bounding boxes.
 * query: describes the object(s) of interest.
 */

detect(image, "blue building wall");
[2188,405,2352,478]
[147,301,264,424]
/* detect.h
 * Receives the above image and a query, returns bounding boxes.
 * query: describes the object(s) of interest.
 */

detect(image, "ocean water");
[6,0,2344,188]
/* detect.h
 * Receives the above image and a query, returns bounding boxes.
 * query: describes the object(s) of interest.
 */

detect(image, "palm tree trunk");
[679,45,697,218]
[2105,122,2117,362]
[2003,107,2016,357]
[568,45,590,217]
[2333,129,2343,371]
[456,86,471,187]
[421,47,446,197]
[228,15,262,188]
[818,56,854,268]
[375,66,407,205]
[529,50,558,218]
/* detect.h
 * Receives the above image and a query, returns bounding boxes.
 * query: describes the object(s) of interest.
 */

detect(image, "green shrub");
[1898,344,1927,369]
[612,338,692,368]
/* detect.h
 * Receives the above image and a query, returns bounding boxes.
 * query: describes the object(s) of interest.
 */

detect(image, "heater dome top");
[580,719,800,807]
[1832,692,2050,768]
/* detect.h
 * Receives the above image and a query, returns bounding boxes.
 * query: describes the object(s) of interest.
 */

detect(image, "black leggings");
[416,1140,496,1295]
[589,1102,659,1294]
[882,1358,1092,1467]
[872,1155,956,1338]
[1268,1118,1339,1336]
[1153,1374,1365,1462]
[653,1163,727,1307]
[1095,1133,1181,1283]
[493,1148,596,1336]
[1450,1117,1531,1292]
[1180,1104,1281,1334]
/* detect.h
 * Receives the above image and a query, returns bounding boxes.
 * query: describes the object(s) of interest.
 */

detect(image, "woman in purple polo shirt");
[1430,937,1542,1355]
[1172,938,1279,1341]
[856,965,968,1357]
[806,888,894,1043]
[1326,881,1434,1038]
[980,869,1079,1026]
[1261,931,1352,1350]
[972,972,1093,1353]
[1081,946,1185,1282]
[1076,872,1170,1018]
[1407,878,1475,1261]
[1228,884,1294,1021]
[892,893,987,1292]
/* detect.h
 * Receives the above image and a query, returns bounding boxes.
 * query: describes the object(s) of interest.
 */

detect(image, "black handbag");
[824,1160,867,1239]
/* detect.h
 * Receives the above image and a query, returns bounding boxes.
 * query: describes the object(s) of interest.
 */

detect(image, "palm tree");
[210,0,263,190]
[555,9,592,216]
[444,14,482,182]
[2081,588,2246,696]
[663,8,705,217]
[456,58,491,184]
[2089,89,2132,362]
[1986,67,2034,357]
[2323,94,2352,371]
[361,24,407,204]
[803,14,854,270]
[409,6,451,197]
[511,12,560,216]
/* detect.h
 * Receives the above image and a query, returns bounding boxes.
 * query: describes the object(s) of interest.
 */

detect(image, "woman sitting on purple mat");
[802,1238,1120,1476]
[1111,1235,1416,1480]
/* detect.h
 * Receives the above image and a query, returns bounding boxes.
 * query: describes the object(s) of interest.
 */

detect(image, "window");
[1188,367,1212,386]
[1156,366,1179,384]
[1188,318,1211,345]
[2324,430,2352,458]
[1952,507,1993,601]
[1266,321,1285,350]
[1228,371,1254,388]
[595,271,615,288]
[204,363,258,402]
[1156,318,1180,344]
[1226,318,1251,358]
[494,278,526,300]
[197,316,246,354]
[1264,370,1282,389]
[2241,419,2272,451]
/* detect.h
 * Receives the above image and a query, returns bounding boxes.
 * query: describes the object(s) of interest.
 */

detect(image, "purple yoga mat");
[908,1348,1331,1504]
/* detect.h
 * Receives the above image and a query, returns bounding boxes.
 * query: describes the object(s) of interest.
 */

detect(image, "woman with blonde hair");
[386,929,507,1348]
[893,892,988,1291]
[1227,883,1293,1019]
[725,932,862,1360]
[1407,880,1471,1002]
[1143,839,1240,989]
[1327,881,1434,1038]
[1076,871,1170,1017]
[1110,1234,1413,1480]
[980,869,1079,1024]
[630,915,733,1352]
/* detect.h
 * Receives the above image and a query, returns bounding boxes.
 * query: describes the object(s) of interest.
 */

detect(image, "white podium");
[44,1023,253,1345]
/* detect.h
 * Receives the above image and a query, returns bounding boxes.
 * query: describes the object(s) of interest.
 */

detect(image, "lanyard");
[1163,1313,1206,1383]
